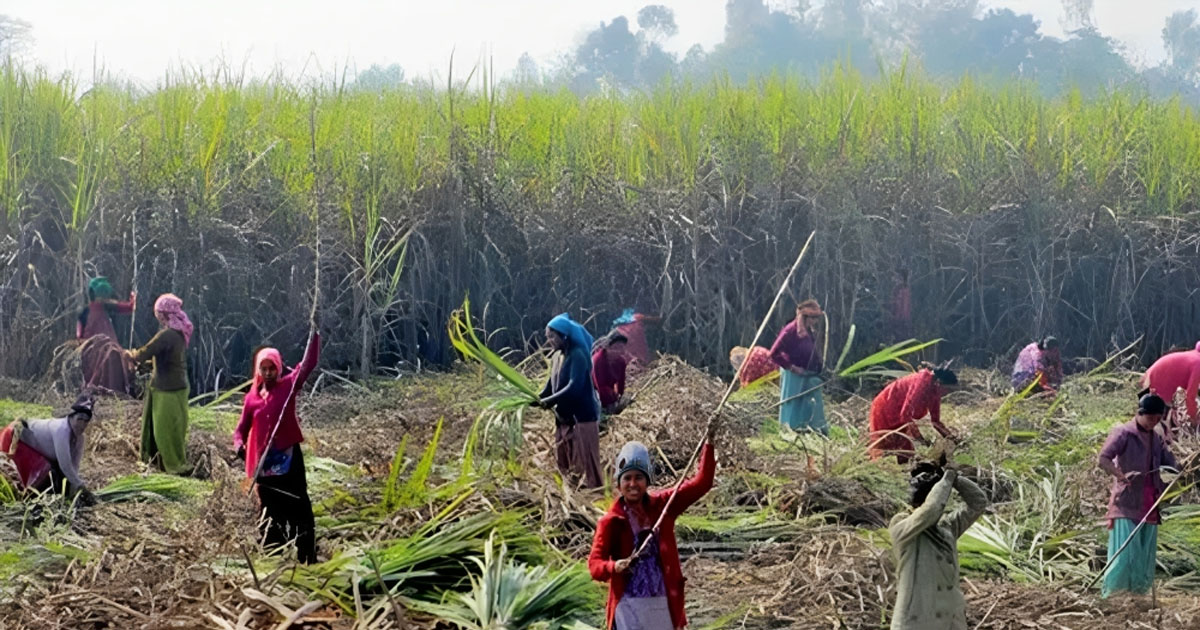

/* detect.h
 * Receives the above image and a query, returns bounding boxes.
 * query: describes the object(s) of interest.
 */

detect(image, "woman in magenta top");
[770,299,826,434]
[593,332,629,413]
[77,276,135,395]
[233,329,320,563]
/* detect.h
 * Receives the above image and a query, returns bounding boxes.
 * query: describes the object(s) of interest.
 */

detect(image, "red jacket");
[592,348,627,407]
[589,443,716,629]
[868,370,950,458]
[234,331,320,478]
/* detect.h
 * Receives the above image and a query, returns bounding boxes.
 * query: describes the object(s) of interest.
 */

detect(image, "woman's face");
[258,360,279,386]
[155,311,169,327]
[619,470,649,504]
[609,341,628,357]
[546,328,566,351]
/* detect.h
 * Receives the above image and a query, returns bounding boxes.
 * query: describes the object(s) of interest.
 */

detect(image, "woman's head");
[795,299,823,326]
[614,442,654,503]
[87,277,114,302]
[68,392,95,431]
[909,462,944,508]
[545,327,566,351]
[546,313,594,353]
[1039,336,1060,352]
[153,293,194,345]
[253,348,283,389]
[920,361,958,387]
[1136,393,1167,430]
[599,331,629,355]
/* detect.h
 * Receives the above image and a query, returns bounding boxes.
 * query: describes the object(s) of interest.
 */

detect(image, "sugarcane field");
[8,2,1200,629]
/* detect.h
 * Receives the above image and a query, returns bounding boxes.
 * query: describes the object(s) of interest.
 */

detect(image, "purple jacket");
[1098,419,1177,524]
[769,321,822,373]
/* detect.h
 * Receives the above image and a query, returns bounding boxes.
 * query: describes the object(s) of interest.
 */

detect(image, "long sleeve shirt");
[592,348,627,408]
[19,417,87,491]
[540,344,600,425]
[1143,350,1200,420]
[233,331,320,479]
[130,328,188,391]
[769,320,822,373]
[888,470,989,630]
[869,370,951,438]
[1098,419,1176,524]
[77,299,134,340]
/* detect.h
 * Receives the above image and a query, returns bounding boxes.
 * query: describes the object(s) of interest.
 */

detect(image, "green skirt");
[1102,519,1157,598]
[779,369,827,435]
[140,386,190,474]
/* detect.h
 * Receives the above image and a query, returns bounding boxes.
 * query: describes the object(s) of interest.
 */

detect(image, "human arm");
[664,442,716,518]
[768,323,794,369]
[292,331,321,387]
[888,471,956,547]
[1187,366,1200,421]
[53,423,86,492]
[615,356,626,397]
[233,400,252,452]
[128,329,170,364]
[945,474,989,538]
[106,295,136,315]
[927,391,953,439]
[1097,428,1126,479]
[540,351,585,407]
[587,518,620,582]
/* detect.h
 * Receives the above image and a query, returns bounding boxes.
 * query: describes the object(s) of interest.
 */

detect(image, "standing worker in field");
[889,453,989,629]
[127,293,193,475]
[589,437,716,630]
[593,331,630,415]
[537,313,604,489]
[770,299,826,435]
[868,364,958,463]
[77,277,136,395]
[233,329,321,564]
[1011,336,1063,394]
[1142,342,1200,433]
[1096,393,1176,598]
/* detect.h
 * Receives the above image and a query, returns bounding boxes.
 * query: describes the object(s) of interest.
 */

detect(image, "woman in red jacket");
[233,330,320,563]
[589,438,716,630]
[868,365,957,463]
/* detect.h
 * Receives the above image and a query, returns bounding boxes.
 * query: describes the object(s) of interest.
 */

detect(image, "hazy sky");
[5,0,1196,85]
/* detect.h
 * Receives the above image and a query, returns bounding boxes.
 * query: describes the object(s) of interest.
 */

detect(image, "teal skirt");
[1102,519,1157,598]
[779,369,827,435]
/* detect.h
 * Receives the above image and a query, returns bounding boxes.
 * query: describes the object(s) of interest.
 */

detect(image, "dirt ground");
[3,357,1200,629]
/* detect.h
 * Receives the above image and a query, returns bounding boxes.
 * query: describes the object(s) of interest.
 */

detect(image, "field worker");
[888,455,988,629]
[613,308,660,371]
[77,276,136,395]
[729,345,778,388]
[1142,342,1200,430]
[770,299,827,434]
[1097,393,1176,598]
[0,393,98,505]
[1011,336,1063,393]
[537,313,604,489]
[233,329,321,564]
[589,438,716,630]
[127,293,193,475]
[868,364,958,463]
[593,331,630,415]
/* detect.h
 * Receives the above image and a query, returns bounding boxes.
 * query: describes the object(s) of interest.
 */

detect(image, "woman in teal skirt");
[770,299,826,435]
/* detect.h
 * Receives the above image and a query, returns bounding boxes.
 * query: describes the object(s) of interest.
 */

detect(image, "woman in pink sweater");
[1142,342,1200,431]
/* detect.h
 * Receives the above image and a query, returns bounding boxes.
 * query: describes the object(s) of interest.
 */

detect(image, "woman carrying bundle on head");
[233,329,320,564]
[613,309,659,372]
[1142,342,1200,432]
[593,331,630,415]
[770,299,826,435]
[1011,336,1063,394]
[728,345,778,388]
[536,313,604,489]
[77,277,136,395]
[589,438,716,630]
[127,294,193,475]
[868,364,959,463]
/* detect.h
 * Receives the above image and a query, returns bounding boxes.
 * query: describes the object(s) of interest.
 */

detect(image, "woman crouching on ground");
[233,328,320,564]
[589,435,716,630]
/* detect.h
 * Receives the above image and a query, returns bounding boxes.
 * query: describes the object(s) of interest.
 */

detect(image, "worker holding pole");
[1096,393,1177,598]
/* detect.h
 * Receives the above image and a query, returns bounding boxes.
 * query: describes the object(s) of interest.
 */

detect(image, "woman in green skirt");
[769,299,826,435]
[127,293,193,474]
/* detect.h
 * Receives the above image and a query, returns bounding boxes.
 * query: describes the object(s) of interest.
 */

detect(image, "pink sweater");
[1143,349,1200,420]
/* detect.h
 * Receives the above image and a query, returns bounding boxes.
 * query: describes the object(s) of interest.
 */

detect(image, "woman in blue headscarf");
[537,313,604,488]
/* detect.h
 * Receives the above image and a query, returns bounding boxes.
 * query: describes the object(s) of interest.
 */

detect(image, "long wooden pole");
[631,231,816,558]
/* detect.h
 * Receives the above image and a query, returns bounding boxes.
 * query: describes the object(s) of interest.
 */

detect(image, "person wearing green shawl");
[77,276,136,395]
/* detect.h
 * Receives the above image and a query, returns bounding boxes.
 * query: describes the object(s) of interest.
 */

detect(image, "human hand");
[76,487,98,507]
[129,291,137,302]
[236,445,246,461]
[614,558,634,573]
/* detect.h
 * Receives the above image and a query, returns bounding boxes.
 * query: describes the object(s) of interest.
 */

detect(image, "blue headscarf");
[613,308,637,326]
[547,313,595,352]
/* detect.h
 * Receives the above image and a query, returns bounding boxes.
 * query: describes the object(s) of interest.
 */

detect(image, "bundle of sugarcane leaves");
[95,473,209,503]
[274,509,601,628]
[448,296,541,407]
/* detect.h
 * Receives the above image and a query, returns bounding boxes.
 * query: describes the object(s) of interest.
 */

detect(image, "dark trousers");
[256,445,316,564]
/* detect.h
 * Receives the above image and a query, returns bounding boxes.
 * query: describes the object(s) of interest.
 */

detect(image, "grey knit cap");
[615,441,654,484]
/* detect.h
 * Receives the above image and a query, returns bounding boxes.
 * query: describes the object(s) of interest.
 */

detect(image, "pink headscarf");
[253,348,283,394]
[154,293,194,346]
